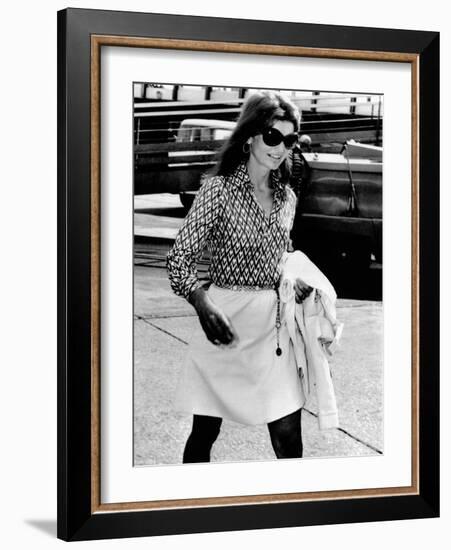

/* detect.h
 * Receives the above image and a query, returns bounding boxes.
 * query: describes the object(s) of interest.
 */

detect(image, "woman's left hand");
[294,278,313,303]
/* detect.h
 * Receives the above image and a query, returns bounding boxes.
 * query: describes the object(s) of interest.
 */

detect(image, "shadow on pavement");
[135,206,186,218]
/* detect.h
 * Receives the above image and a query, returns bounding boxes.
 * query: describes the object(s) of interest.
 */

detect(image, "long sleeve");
[166,175,224,299]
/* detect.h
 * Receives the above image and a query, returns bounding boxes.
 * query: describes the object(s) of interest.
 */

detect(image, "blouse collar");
[234,161,286,200]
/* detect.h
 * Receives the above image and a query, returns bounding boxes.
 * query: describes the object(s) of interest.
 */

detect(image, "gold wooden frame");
[89,35,420,514]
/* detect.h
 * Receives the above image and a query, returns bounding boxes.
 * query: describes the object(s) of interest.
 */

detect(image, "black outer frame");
[57,8,439,542]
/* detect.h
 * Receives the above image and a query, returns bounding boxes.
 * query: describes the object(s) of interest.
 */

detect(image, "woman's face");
[248,119,295,172]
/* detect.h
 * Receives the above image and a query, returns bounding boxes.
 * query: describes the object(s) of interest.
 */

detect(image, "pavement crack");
[135,313,197,320]
[337,303,381,309]
[303,407,383,455]
[135,318,382,455]
[136,315,188,345]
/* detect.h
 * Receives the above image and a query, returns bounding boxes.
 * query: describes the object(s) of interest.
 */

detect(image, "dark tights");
[182,409,303,463]
[267,408,303,459]
[183,414,223,463]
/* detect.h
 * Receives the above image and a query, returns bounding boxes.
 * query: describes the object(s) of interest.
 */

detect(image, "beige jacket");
[280,251,343,430]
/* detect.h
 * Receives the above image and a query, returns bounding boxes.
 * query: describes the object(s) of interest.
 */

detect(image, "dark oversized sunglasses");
[261,127,299,149]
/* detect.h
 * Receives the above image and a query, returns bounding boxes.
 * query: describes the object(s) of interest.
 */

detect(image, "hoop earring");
[242,142,250,154]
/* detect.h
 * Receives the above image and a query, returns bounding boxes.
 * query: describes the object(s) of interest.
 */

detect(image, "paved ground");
[133,193,384,466]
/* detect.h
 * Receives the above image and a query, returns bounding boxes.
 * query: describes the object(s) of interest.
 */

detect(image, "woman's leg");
[267,408,303,459]
[183,414,223,463]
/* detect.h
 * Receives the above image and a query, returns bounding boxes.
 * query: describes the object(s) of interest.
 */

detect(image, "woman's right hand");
[189,287,238,347]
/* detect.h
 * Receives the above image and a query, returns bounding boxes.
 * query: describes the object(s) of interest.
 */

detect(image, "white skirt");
[174,284,305,425]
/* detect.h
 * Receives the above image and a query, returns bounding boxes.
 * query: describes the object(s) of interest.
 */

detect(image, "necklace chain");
[275,285,282,356]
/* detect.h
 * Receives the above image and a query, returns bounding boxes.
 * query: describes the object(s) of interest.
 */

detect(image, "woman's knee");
[268,409,303,459]
[183,415,222,463]
[190,414,222,444]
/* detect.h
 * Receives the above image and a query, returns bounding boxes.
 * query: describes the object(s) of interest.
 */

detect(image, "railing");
[134,118,383,147]
[134,93,384,116]
[133,92,384,195]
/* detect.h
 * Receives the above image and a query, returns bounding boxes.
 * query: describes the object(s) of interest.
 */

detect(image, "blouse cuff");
[183,279,203,301]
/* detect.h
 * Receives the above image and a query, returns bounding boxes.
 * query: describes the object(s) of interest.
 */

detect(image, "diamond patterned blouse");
[166,162,297,299]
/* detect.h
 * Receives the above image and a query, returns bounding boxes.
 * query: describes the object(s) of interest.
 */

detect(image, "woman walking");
[167,91,312,463]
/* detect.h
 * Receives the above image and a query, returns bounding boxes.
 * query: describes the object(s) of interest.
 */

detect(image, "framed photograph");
[57,8,439,541]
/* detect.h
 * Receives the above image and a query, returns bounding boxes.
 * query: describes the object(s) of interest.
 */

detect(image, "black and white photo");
[133,83,384,466]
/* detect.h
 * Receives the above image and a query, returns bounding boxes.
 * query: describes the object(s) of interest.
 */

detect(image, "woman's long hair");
[211,91,301,183]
